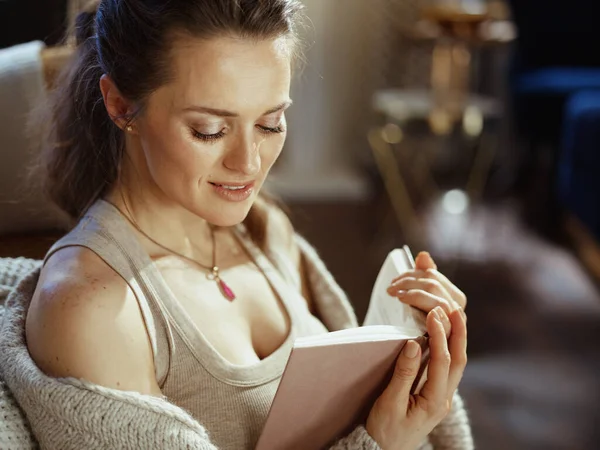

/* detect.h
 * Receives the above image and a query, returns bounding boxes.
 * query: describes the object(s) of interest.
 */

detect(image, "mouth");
[209,181,256,202]
[209,181,254,190]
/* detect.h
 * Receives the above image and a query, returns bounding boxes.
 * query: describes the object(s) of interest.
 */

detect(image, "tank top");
[43,199,330,450]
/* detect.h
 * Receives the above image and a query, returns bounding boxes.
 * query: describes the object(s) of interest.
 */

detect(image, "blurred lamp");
[442,189,469,214]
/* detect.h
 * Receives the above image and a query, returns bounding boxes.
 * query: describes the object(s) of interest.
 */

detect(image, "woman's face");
[127,36,292,226]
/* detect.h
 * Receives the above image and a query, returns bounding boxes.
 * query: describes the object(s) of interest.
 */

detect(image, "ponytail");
[31,0,123,220]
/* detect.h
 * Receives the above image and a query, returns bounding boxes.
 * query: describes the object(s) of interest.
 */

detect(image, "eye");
[191,128,226,142]
[257,124,286,135]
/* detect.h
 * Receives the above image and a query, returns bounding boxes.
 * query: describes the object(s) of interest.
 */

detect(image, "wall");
[268,0,392,200]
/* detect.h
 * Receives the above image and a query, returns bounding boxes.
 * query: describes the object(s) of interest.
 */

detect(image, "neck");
[105,179,214,264]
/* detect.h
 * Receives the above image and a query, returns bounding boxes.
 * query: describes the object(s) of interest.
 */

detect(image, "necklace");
[111,201,236,302]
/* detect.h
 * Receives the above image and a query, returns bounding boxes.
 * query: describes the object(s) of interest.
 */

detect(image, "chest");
[155,256,292,365]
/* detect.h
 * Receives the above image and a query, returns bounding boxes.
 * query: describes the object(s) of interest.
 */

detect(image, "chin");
[196,200,255,228]
[211,212,251,228]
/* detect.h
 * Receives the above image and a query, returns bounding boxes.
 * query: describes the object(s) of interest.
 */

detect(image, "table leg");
[368,126,420,243]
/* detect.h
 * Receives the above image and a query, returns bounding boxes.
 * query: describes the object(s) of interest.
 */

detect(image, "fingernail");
[387,288,406,297]
[403,340,419,358]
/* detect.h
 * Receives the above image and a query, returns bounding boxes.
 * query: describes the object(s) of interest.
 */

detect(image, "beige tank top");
[44,199,329,450]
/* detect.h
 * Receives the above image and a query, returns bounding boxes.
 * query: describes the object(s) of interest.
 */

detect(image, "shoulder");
[26,246,161,395]
[260,200,319,312]
[263,200,297,258]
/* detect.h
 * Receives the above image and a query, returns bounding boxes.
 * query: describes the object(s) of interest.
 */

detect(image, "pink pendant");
[218,278,236,301]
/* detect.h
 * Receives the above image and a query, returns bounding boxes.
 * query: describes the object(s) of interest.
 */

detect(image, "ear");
[99,74,135,130]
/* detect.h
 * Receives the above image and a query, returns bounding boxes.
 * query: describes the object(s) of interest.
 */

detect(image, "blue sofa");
[559,90,600,241]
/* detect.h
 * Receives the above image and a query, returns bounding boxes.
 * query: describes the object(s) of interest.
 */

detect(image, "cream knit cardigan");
[0,238,473,450]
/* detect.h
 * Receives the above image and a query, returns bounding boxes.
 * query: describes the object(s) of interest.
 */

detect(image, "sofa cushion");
[0,41,68,235]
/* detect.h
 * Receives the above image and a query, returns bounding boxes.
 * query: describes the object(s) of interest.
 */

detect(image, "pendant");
[208,266,236,301]
[217,277,236,301]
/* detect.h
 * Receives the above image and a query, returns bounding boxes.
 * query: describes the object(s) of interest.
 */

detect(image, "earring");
[125,125,133,132]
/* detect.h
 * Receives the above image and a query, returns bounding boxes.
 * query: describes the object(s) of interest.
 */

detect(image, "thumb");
[380,340,422,405]
[416,251,437,271]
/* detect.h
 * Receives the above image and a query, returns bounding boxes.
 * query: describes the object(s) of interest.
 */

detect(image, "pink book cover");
[255,332,428,450]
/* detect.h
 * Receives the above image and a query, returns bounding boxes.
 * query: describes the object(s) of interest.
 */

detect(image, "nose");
[222,131,261,176]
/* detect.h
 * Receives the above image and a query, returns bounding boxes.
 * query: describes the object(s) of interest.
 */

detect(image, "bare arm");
[26,246,162,396]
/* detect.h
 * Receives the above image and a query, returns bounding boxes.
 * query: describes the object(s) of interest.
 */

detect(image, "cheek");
[141,125,216,184]
[261,134,286,170]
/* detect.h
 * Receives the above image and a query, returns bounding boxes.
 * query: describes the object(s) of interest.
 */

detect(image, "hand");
[365,307,467,450]
[386,252,467,324]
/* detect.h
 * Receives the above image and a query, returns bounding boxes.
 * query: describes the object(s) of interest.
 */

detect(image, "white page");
[363,246,426,333]
[295,324,423,348]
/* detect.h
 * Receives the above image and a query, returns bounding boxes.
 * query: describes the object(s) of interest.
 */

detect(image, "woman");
[19,0,471,448]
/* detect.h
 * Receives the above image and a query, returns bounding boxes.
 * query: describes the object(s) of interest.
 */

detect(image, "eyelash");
[191,125,285,143]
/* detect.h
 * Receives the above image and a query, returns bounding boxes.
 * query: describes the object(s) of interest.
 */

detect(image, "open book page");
[363,246,430,396]
[294,325,423,348]
[363,246,427,333]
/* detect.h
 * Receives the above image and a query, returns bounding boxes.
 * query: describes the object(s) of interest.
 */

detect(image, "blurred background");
[2,1,600,448]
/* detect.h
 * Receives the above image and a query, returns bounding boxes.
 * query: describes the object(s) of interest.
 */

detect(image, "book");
[255,246,429,450]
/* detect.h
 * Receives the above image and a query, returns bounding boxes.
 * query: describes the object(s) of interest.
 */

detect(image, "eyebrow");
[183,100,293,118]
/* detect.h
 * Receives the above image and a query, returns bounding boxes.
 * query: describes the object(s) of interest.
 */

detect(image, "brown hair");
[32,0,304,246]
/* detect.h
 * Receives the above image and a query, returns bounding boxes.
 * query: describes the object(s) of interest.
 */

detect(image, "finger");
[418,308,451,412]
[379,340,422,409]
[391,288,456,318]
[424,269,467,309]
[391,269,467,310]
[391,269,426,284]
[415,251,437,270]
[446,308,468,399]
[434,305,452,339]
[388,277,453,304]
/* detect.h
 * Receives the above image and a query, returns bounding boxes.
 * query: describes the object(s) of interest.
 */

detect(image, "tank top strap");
[44,201,173,386]
[233,225,312,321]
[232,225,293,293]
[263,246,302,292]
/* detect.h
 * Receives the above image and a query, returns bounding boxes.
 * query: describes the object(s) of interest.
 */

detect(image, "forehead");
[159,35,292,113]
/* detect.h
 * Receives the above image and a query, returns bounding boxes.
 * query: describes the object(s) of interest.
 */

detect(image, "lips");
[212,184,246,191]
[209,181,255,202]
[209,181,254,190]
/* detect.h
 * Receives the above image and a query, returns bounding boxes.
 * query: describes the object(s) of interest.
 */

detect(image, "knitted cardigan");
[0,239,473,450]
